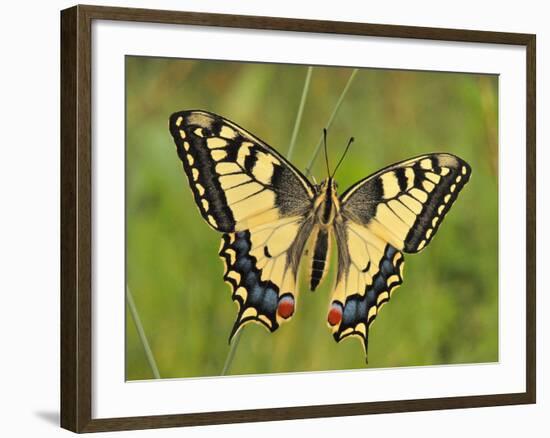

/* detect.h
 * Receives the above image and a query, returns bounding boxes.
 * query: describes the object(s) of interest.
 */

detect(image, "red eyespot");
[327,302,343,326]
[277,296,295,319]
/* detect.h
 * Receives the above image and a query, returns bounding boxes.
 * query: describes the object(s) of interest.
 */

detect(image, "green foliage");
[125,57,498,379]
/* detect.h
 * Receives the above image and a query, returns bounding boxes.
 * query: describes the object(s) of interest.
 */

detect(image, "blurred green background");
[125,56,498,380]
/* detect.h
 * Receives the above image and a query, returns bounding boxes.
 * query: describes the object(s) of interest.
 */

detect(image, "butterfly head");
[318,177,338,193]
[315,128,354,226]
[315,177,340,226]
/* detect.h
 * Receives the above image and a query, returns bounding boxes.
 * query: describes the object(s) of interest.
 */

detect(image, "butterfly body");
[308,177,340,290]
[169,110,471,362]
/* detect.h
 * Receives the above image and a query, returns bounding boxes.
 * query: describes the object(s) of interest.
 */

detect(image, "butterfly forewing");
[340,153,471,252]
[169,110,314,232]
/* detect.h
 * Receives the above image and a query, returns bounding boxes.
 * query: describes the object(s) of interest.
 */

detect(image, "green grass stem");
[304,68,359,177]
[127,285,161,379]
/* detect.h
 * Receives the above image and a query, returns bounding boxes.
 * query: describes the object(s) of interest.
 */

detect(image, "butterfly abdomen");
[310,228,331,291]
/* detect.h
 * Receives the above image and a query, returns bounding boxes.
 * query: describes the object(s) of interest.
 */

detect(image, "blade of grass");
[221,330,243,376]
[126,285,161,379]
[287,66,313,160]
[304,68,359,177]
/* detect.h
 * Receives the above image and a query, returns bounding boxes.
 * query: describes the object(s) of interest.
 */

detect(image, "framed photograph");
[60,4,536,433]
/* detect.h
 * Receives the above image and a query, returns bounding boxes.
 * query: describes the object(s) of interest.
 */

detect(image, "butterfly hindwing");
[340,153,471,253]
[328,220,404,359]
[219,217,314,339]
[169,110,315,233]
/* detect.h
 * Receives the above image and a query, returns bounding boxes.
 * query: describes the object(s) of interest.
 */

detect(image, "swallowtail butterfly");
[169,110,471,361]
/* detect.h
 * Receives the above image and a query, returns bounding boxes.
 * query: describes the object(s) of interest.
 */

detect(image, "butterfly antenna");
[323,128,331,177]
[332,136,354,178]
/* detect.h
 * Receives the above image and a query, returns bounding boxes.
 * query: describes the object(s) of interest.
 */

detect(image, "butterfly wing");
[169,110,315,232]
[340,154,471,253]
[330,221,405,360]
[220,218,314,339]
[169,110,315,339]
[329,154,471,359]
